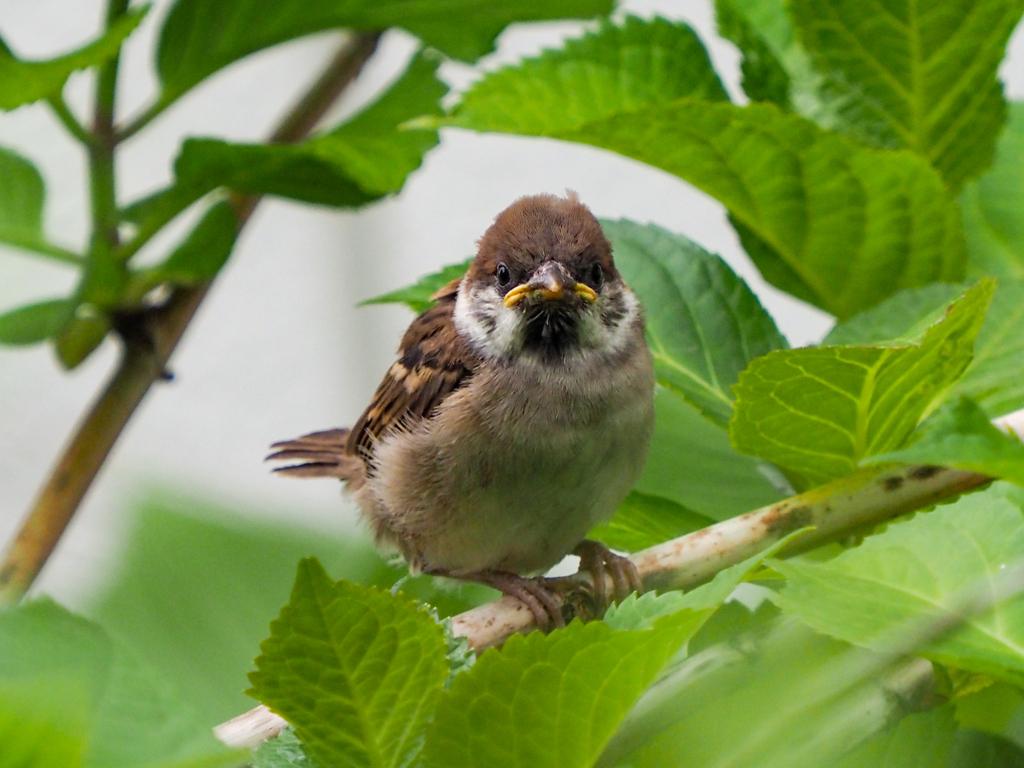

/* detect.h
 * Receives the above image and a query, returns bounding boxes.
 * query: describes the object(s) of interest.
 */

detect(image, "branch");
[0,32,382,605]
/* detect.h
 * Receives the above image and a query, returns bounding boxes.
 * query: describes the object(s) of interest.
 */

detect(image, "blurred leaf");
[605,531,805,631]
[640,386,785,519]
[173,52,444,206]
[361,258,472,313]
[715,0,790,105]
[0,681,90,768]
[0,9,145,110]
[0,298,70,345]
[0,600,244,768]
[790,0,1024,188]
[603,219,788,427]
[866,396,1024,486]
[834,705,1024,768]
[589,491,715,552]
[961,102,1024,280]
[598,618,917,768]
[156,0,613,99]
[88,494,489,729]
[730,281,993,488]
[455,71,967,318]
[772,487,1024,682]
[249,559,448,768]
[955,681,1024,737]
[422,613,698,768]
[0,146,47,252]
[133,202,239,293]
[54,308,110,370]
[823,283,970,347]
[451,16,728,135]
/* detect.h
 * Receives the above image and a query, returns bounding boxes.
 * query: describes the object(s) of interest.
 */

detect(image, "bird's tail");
[266,428,363,484]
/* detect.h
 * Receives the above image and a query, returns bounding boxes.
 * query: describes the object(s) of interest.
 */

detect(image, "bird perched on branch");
[268,193,656,628]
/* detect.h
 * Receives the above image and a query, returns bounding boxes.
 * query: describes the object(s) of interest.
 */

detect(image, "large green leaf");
[730,281,993,488]
[0,600,244,768]
[454,71,967,319]
[822,283,969,347]
[961,102,1024,280]
[0,9,144,110]
[173,52,444,207]
[157,0,613,99]
[248,559,449,768]
[603,219,788,426]
[866,396,1024,487]
[421,613,700,768]
[790,0,1024,188]
[772,486,1024,681]
[451,15,728,134]
[88,494,489,729]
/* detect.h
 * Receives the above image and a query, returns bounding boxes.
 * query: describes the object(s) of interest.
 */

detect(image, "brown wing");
[347,284,479,469]
[267,428,363,481]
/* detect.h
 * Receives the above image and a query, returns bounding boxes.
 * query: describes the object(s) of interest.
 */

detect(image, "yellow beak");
[503,262,599,308]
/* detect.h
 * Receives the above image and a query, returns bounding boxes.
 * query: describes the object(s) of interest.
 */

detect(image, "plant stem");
[0,32,382,605]
[47,96,95,147]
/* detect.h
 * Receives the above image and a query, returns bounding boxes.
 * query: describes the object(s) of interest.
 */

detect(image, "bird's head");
[454,193,640,363]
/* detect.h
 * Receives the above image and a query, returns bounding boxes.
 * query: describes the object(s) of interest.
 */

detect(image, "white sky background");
[1,0,1023,608]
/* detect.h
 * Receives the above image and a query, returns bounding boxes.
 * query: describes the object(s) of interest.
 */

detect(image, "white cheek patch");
[454,282,523,359]
[578,286,640,355]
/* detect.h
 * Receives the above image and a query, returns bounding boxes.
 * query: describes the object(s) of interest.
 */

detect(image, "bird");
[267,192,656,629]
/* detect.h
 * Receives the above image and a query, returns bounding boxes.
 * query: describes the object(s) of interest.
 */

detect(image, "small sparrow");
[269,193,655,628]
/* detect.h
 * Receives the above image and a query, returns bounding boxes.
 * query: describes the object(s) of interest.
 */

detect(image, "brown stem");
[0,32,382,605]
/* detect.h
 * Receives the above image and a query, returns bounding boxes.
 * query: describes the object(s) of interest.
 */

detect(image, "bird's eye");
[587,262,604,290]
[496,262,512,288]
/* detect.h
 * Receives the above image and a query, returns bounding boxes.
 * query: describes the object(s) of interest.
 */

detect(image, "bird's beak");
[504,261,598,308]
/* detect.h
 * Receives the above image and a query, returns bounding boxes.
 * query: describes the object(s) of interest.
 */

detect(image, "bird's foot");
[444,569,568,631]
[574,539,643,614]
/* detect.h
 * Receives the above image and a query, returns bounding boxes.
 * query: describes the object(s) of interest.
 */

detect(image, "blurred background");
[3,0,1024,723]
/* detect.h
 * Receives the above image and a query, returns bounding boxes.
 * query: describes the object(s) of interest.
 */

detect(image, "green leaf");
[0,600,244,768]
[133,202,238,293]
[89,493,489,729]
[421,613,698,768]
[604,530,806,631]
[640,386,786,519]
[866,396,1024,486]
[834,705,1024,768]
[772,486,1024,681]
[0,298,71,345]
[0,146,47,253]
[603,218,788,426]
[822,283,970,347]
[451,16,728,135]
[454,83,967,318]
[248,558,449,768]
[173,52,444,207]
[361,258,472,313]
[715,0,790,105]
[790,0,1024,188]
[961,102,1024,280]
[949,278,1024,417]
[156,0,613,99]
[730,280,993,488]
[0,9,145,110]
[589,491,715,553]
[253,726,322,768]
